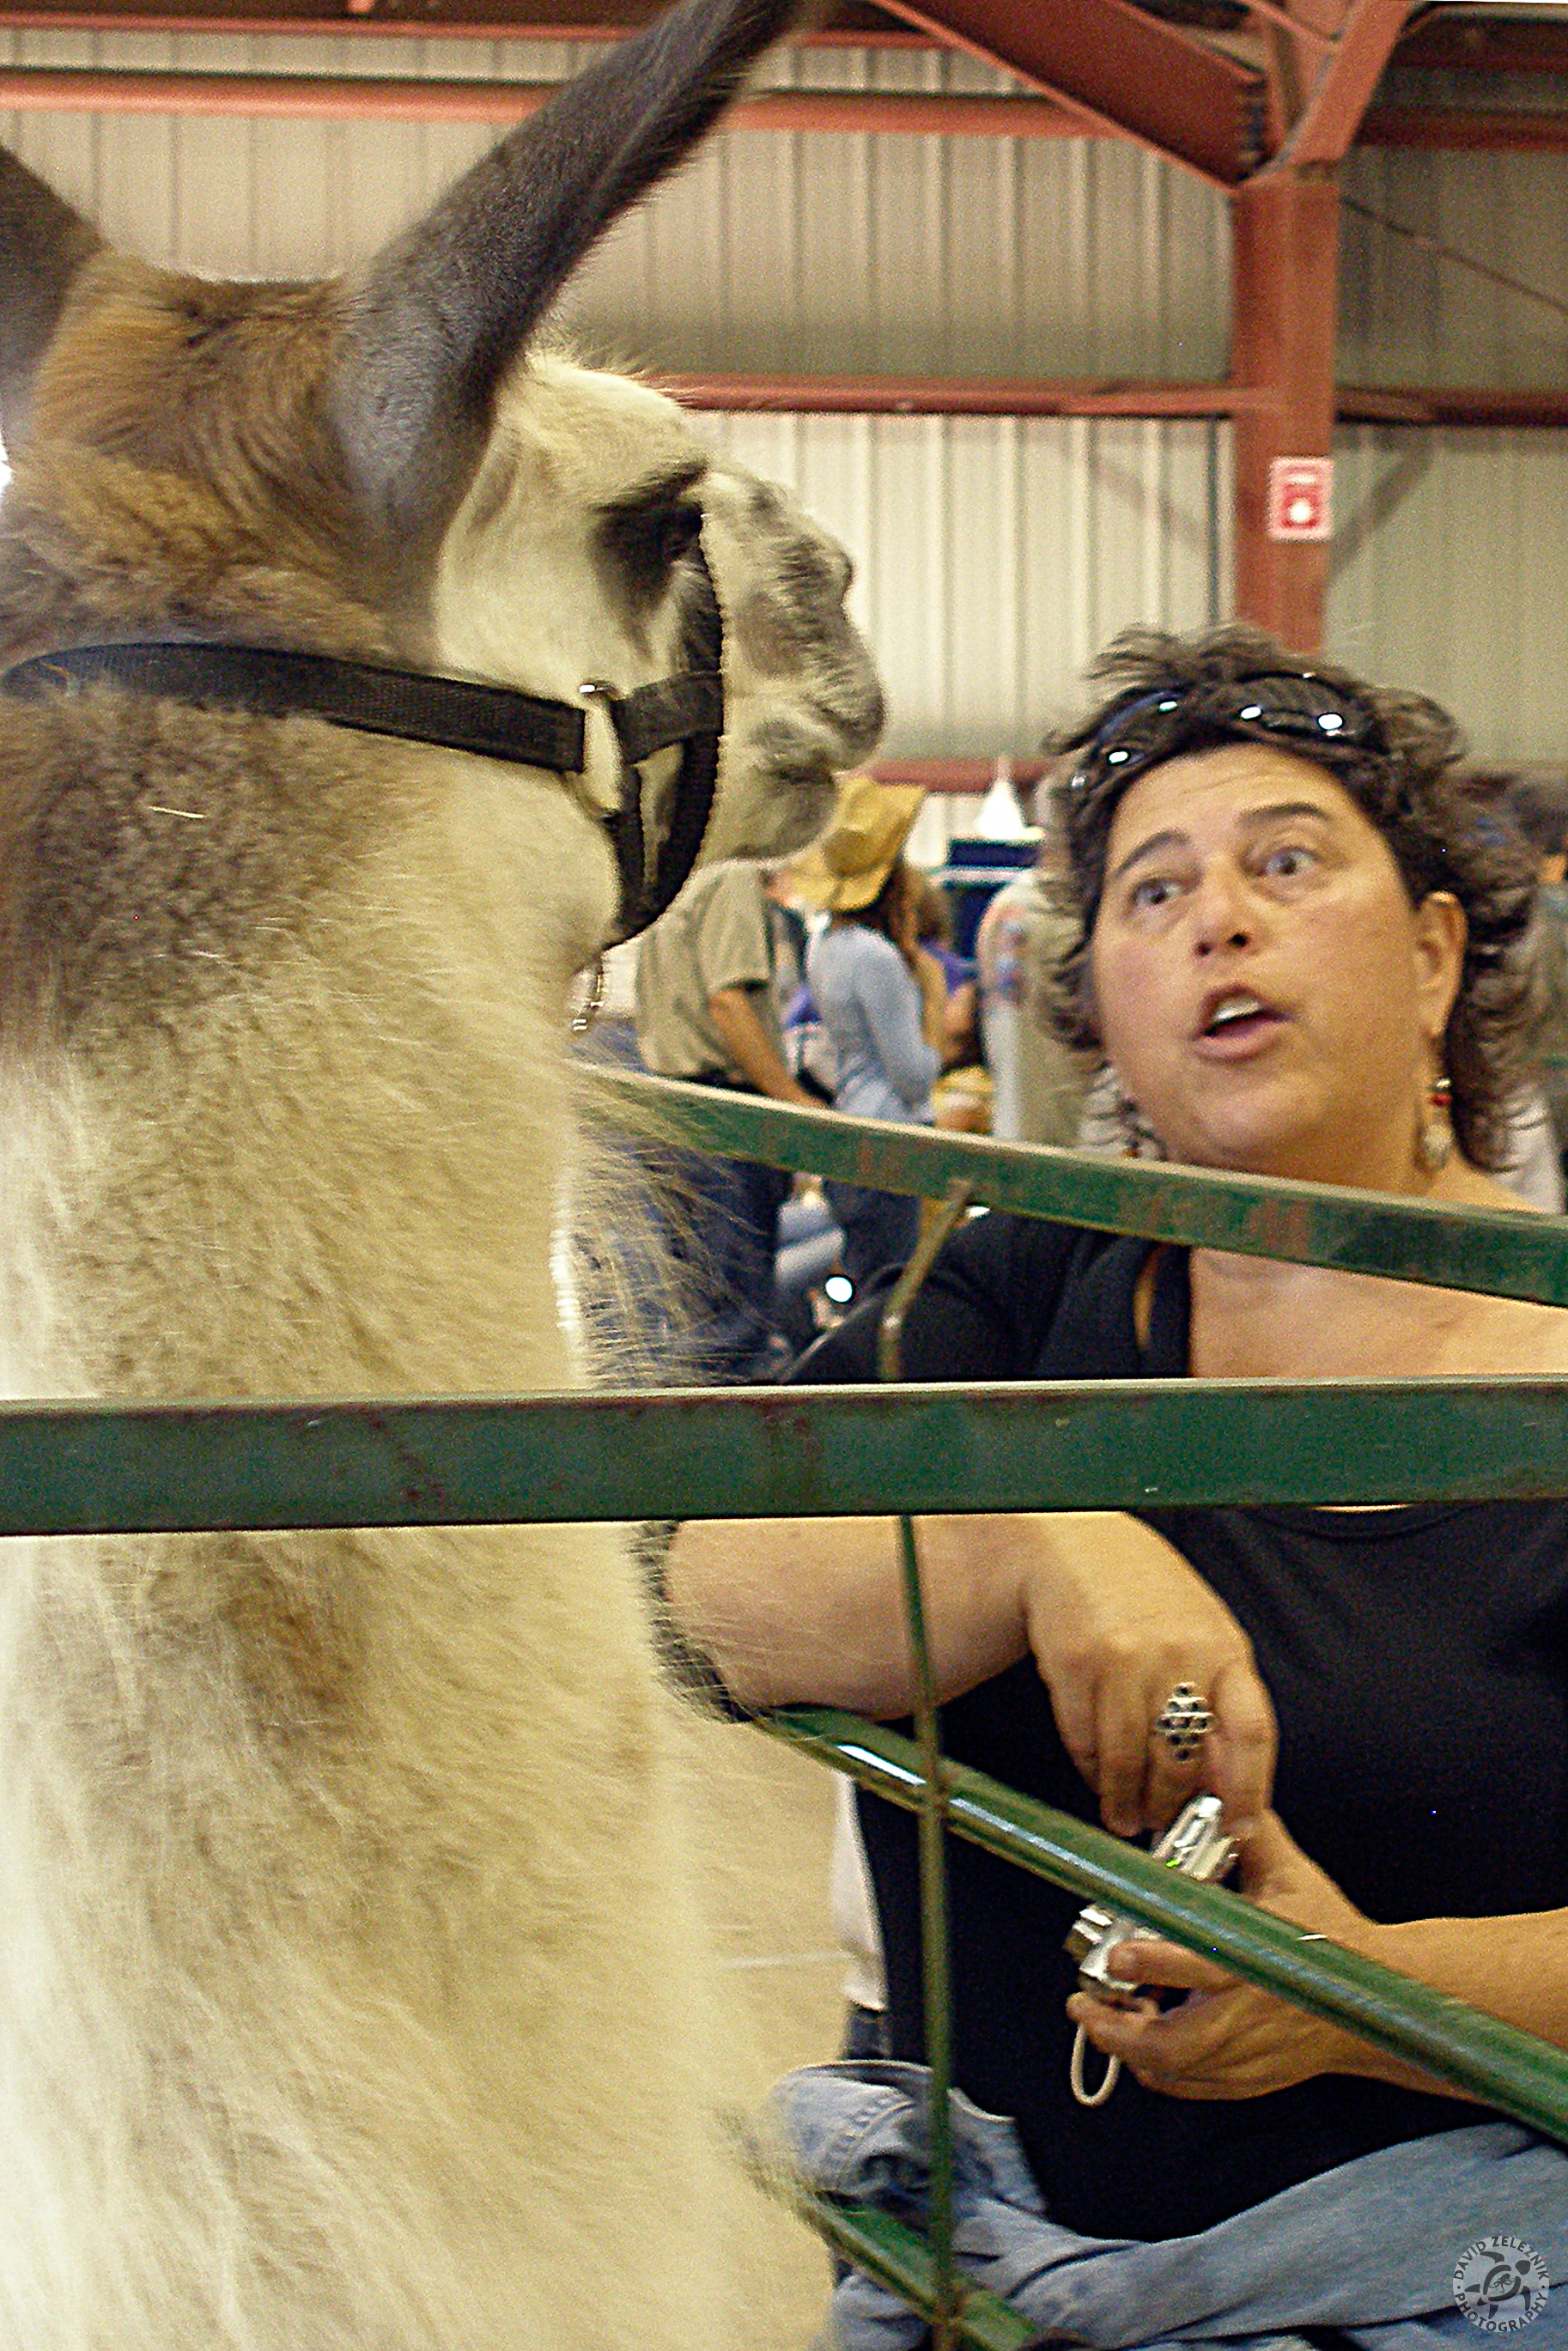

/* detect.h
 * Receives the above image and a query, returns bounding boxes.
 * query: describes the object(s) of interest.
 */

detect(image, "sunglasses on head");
[1066,672,1384,800]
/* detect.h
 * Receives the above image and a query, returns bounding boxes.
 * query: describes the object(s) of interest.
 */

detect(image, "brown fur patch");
[0,258,434,1056]
[0,690,411,1053]
[0,255,387,665]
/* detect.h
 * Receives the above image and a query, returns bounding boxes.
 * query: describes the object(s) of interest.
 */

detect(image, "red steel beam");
[1265,0,1412,170]
[871,757,1048,793]
[1361,106,1568,156]
[659,373,1269,416]
[0,65,1082,130]
[0,1,920,34]
[1245,0,1337,52]
[871,0,1262,186]
[3,50,1567,160]
[1339,386,1568,431]
[679,374,1568,428]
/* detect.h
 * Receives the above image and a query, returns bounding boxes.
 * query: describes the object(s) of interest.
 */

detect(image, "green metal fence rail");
[757,1709,1568,2147]
[761,2178,1039,2351]
[595,1066,1568,1303]
[9,1376,1568,1531]
[603,1070,1568,2343]
[9,1072,1567,2345]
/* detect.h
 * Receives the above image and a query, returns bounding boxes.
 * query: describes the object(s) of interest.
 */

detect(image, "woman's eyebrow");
[1109,827,1187,886]
[1109,799,1338,888]
[1238,799,1338,832]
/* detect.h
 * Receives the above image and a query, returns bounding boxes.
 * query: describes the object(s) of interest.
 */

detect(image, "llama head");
[0,0,881,987]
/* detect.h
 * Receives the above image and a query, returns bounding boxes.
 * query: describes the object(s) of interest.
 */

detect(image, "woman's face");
[1087,742,1466,1186]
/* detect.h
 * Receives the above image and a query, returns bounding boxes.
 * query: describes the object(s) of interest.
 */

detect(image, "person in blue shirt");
[792,775,945,1286]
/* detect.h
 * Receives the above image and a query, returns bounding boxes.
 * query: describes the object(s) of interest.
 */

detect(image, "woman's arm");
[1371,1908,1568,2069]
[853,937,941,1110]
[1068,1811,1568,2099]
[664,1509,1276,1834]
[664,1513,1026,1716]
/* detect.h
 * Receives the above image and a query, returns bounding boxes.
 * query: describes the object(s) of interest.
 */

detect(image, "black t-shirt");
[799,1211,1568,2241]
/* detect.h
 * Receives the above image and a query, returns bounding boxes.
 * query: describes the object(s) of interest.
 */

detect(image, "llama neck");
[13,938,585,1407]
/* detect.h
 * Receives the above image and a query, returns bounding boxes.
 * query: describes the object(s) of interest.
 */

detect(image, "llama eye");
[655,502,703,568]
[599,492,705,605]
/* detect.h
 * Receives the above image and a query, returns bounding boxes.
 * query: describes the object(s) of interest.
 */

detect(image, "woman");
[909,869,980,1070]
[665,629,1568,2271]
[792,775,946,1287]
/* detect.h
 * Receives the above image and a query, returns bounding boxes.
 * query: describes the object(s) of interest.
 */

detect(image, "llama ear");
[332,0,802,552]
[0,149,103,453]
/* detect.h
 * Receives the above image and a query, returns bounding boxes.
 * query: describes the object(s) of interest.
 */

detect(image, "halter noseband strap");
[0,556,724,944]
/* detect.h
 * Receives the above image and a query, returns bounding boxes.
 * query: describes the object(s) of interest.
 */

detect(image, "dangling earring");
[1115,1086,1147,1159]
[1418,1072,1453,1174]
[568,953,606,1036]
[1086,1066,1163,1160]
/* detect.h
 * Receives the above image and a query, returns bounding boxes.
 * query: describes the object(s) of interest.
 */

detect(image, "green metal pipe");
[757,1709,1568,2147]
[5,1376,1568,1534]
[877,1186,975,2351]
[597,1069,1568,1304]
[772,2190,1037,2351]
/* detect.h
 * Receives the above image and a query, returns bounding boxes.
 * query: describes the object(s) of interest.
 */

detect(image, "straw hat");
[790,775,927,914]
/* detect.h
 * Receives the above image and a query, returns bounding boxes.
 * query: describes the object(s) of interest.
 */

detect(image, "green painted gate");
[3,1068,1565,2347]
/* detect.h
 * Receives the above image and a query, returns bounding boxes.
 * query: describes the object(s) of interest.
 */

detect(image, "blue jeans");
[766,2061,1568,2350]
[663,1140,792,1383]
[824,1179,921,1291]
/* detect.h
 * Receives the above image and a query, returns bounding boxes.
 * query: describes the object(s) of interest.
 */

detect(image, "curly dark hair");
[1045,624,1538,1171]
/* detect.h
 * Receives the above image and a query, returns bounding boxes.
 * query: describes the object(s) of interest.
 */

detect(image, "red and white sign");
[1267,457,1334,543]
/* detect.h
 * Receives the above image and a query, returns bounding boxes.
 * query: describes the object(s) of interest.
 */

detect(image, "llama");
[0,3,883,2344]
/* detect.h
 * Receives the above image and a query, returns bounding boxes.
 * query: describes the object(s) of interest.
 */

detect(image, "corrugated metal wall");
[564,50,1230,382]
[1343,71,1568,390]
[1330,422,1568,763]
[3,27,1567,762]
[0,22,1232,380]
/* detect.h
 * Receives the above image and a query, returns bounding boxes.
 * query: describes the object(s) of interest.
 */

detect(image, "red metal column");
[1231,166,1342,653]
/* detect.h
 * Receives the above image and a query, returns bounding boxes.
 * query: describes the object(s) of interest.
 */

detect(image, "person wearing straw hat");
[792,775,946,1288]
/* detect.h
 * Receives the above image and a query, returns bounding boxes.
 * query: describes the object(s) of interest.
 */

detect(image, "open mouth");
[1195,991,1285,1050]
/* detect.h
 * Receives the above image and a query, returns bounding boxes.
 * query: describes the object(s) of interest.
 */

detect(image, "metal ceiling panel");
[562,71,1232,381]
[1329,423,1568,767]
[1340,140,1568,389]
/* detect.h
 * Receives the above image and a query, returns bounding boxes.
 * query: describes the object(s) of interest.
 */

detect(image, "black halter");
[0,551,724,945]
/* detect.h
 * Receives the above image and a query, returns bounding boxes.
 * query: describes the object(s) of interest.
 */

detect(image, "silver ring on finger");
[1152,1680,1212,1764]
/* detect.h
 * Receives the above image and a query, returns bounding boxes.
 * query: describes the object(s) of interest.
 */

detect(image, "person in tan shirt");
[635,856,815,1380]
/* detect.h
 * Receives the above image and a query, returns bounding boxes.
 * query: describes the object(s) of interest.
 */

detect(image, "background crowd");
[605,750,1568,1386]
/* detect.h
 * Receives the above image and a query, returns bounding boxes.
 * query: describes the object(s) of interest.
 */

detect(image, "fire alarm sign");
[1267,458,1333,542]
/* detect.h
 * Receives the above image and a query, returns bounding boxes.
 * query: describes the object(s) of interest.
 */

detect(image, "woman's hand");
[1020,1514,1276,1835]
[1066,1812,1382,2099]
